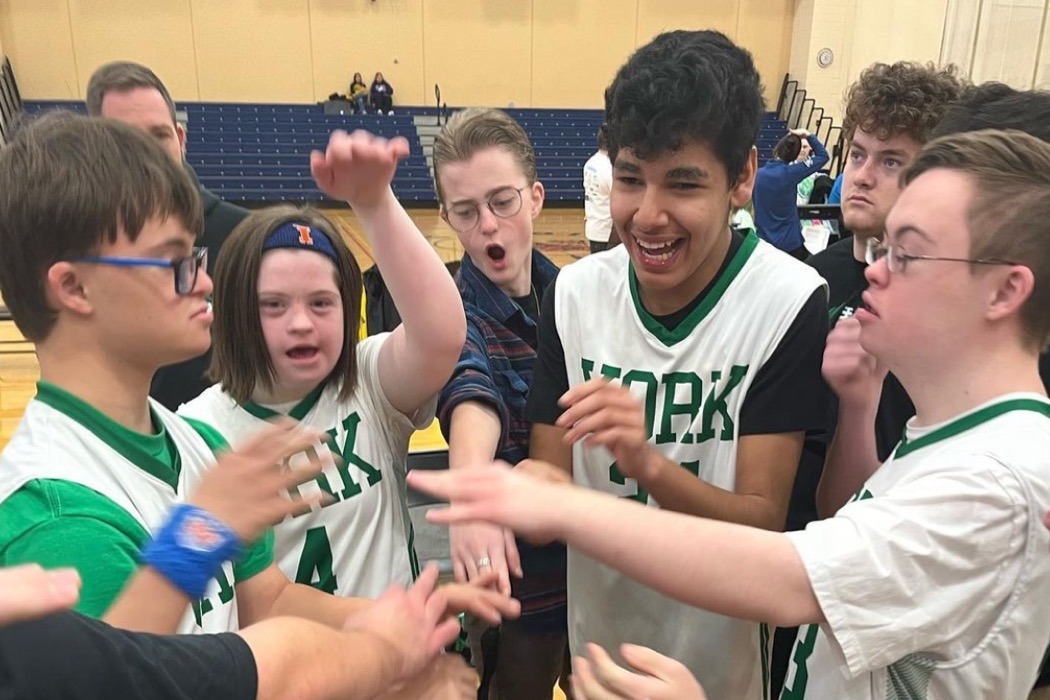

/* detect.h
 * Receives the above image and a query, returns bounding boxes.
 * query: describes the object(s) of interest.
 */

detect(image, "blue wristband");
[141,504,243,600]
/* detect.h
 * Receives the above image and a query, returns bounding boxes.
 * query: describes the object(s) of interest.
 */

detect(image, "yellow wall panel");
[191,0,314,102]
[531,0,636,108]
[69,0,198,100]
[0,0,79,99]
[421,0,532,107]
[635,0,739,46]
[737,0,795,105]
[309,0,426,106]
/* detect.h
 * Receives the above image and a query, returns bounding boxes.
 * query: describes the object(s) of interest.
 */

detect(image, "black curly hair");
[932,81,1050,142]
[842,62,966,144]
[603,30,765,185]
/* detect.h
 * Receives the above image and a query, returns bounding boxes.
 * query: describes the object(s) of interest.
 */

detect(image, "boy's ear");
[45,262,94,317]
[985,264,1035,326]
[529,180,545,220]
[729,147,758,209]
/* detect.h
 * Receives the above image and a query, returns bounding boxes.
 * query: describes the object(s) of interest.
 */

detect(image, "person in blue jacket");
[753,128,829,259]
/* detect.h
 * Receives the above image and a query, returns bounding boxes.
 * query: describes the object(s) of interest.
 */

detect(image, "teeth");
[636,238,678,261]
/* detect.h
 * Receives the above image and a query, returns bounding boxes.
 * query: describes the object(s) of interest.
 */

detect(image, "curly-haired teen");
[520,30,828,700]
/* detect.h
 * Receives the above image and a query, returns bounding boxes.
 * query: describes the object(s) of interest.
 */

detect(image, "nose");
[287,302,314,333]
[195,268,214,297]
[477,205,500,235]
[849,156,875,189]
[863,249,890,288]
[632,185,669,233]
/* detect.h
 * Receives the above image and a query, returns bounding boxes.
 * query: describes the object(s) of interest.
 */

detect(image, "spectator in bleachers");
[430,107,570,700]
[583,123,613,254]
[86,61,250,412]
[752,128,829,259]
[349,72,369,114]
[371,72,394,115]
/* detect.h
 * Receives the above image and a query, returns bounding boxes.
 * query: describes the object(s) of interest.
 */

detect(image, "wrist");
[141,504,243,600]
[348,187,397,221]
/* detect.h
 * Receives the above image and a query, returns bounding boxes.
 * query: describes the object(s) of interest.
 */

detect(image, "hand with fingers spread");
[0,564,81,626]
[343,563,462,682]
[449,519,521,596]
[556,379,656,483]
[438,572,521,625]
[310,129,410,210]
[573,643,708,700]
[822,316,888,408]
[409,463,570,544]
[189,420,327,544]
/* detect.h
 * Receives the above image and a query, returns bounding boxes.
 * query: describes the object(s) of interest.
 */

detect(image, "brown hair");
[843,62,966,145]
[902,129,1050,351]
[208,205,363,404]
[431,107,537,203]
[773,133,803,162]
[86,61,178,124]
[0,111,202,341]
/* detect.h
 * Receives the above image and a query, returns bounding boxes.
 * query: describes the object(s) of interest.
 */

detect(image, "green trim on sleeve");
[234,529,275,581]
[895,398,1050,459]
[181,416,231,454]
[0,479,152,617]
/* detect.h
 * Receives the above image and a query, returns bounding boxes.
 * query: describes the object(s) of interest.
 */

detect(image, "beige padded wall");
[1,0,795,107]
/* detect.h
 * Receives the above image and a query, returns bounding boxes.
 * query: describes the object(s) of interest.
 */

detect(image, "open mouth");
[286,346,319,360]
[633,236,683,267]
[486,244,507,262]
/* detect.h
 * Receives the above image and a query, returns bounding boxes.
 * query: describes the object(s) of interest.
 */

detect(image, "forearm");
[267,582,373,629]
[448,402,501,470]
[239,617,402,700]
[552,487,821,626]
[356,190,465,360]
[529,423,573,474]
[102,567,189,634]
[640,454,787,530]
[817,401,881,517]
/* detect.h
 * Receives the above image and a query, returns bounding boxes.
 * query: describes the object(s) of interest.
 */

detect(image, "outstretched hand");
[573,643,708,700]
[310,129,410,210]
[408,462,569,544]
[0,564,81,626]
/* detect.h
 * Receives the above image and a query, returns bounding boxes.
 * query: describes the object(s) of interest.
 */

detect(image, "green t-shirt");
[0,382,273,618]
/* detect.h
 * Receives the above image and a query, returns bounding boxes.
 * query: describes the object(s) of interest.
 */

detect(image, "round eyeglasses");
[865,238,1017,275]
[442,186,527,233]
[74,247,208,295]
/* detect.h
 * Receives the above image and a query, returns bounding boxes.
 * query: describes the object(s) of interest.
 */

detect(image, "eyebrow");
[145,237,193,257]
[851,144,910,158]
[889,225,934,245]
[665,166,709,181]
[448,184,519,207]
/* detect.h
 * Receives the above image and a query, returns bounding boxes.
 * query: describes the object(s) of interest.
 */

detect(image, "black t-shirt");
[526,233,829,438]
[0,611,257,700]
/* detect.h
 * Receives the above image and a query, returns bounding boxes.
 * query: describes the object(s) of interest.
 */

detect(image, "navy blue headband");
[262,221,339,263]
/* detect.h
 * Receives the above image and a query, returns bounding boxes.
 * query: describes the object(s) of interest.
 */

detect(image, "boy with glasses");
[431,107,570,699]
[410,128,1050,700]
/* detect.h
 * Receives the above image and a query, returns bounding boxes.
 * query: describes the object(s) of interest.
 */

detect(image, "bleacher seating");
[23,100,786,205]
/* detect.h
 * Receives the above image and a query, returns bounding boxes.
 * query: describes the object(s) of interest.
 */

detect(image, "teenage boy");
[522,30,828,700]
[411,128,1050,699]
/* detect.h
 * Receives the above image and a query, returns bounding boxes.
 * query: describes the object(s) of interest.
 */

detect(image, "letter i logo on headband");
[293,224,314,246]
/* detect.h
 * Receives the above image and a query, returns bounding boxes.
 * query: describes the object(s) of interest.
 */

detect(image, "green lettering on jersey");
[191,567,235,627]
[622,370,658,438]
[609,459,700,504]
[581,359,622,382]
[295,526,338,593]
[323,411,383,500]
[656,372,703,445]
[698,364,749,442]
[780,623,819,700]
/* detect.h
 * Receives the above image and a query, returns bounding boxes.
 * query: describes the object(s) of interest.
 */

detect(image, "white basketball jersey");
[0,399,241,634]
[555,237,824,700]
[781,396,1050,700]
[180,334,431,599]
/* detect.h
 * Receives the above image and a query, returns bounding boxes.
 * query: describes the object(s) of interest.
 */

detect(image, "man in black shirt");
[1,562,475,700]
[85,61,250,411]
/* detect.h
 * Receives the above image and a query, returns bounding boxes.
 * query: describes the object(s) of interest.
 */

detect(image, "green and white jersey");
[782,394,1050,700]
[180,333,432,599]
[0,382,272,634]
[554,238,825,700]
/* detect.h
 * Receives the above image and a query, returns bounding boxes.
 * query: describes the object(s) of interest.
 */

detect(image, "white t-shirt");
[781,394,1050,700]
[583,149,613,243]
[554,240,825,700]
[179,333,434,599]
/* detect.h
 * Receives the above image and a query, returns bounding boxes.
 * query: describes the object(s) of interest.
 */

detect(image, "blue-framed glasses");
[75,247,208,295]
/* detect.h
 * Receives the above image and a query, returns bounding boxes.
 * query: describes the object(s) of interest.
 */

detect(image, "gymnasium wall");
[788,0,950,123]
[0,0,794,109]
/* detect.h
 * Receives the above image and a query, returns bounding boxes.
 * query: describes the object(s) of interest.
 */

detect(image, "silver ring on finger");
[475,555,491,568]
